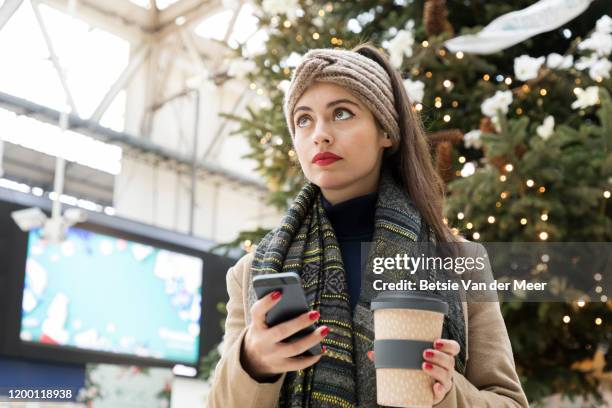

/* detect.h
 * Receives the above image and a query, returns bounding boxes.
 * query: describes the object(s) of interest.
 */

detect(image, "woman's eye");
[334,108,354,121]
[296,115,311,127]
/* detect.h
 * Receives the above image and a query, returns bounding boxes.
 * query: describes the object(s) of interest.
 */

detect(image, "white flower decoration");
[481,90,513,118]
[588,58,611,81]
[536,116,555,140]
[571,86,600,109]
[464,130,483,149]
[387,29,415,68]
[546,53,573,69]
[513,55,545,81]
[403,78,425,103]
[261,0,300,21]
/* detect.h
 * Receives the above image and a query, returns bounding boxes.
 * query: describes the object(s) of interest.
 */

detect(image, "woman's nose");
[312,122,333,145]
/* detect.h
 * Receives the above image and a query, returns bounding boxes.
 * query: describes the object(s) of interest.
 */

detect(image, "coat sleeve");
[435,243,529,408]
[206,252,286,408]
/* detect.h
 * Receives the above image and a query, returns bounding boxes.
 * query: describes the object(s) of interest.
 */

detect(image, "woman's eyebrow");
[294,98,361,114]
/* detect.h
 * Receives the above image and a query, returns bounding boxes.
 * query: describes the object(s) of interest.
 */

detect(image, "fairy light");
[500,175,507,182]
[458,156,466,164]
[426,71,433,78]
[540,89,548,96]
[288,149,296,157]
[451,228,459,235]
[526,179,535,187]
[452,100,459,108]
[435,100,442,108]
[504,164,514,172]
[443,79,453,88]
[541,213,548,221]
[595,317,602,325]
[504,77,512,85]
[601,295,608,302]
[456,51,464,59]
[521,84,530,93]
[283,20,291,28]
[516,107,523,115]
[249,83,257,90]
[483,74,490,81]
[563,315,570,324]
[595,286,602,293]
[472,232,480,240]
[539,186,546,193]
[594,273,602,281]
[604,190,611,199]
[500,191,508,199]
[443,217,448,225]
[520,218,527,225]
[457,212,465,220]
[422,40,429,47]
[466,222,473,229]
[577,299,585,307]
[438,49,447,56]
[487,216,495,224]
[539,231,548,240]
[296,34,303,42]
[496,202,502,208]
[443,114,451,122]
[318,9,325,16]
[415,103,423,111]
[325,3,333,12]
[313,32,320,40]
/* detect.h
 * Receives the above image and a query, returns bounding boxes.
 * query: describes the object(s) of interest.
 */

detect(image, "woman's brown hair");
[352,43,455,243]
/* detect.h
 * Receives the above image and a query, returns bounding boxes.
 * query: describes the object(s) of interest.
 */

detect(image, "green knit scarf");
[246,169,466,407]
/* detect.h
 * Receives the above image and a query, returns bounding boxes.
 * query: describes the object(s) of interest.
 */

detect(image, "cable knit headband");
[283,48,400,151]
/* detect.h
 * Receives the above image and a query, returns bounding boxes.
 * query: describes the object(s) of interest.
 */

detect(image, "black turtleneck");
[321,191,377,310]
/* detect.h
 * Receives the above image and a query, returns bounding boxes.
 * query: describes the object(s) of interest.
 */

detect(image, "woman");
[207,44,529,408]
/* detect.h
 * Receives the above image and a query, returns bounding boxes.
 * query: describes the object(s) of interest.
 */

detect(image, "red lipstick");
[312,152,342,166]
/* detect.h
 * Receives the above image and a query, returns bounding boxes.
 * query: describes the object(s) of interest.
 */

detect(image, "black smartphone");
[253,272,323,357]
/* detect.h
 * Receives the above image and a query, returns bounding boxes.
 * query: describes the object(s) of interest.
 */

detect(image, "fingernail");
[425,350,434,358]
[434,341,444,350]
[320,326,330,337]
[367,351,373,360]
[308,311,320,321]
[424,362,433,370]
[271,291,282,300]
[322,345,327,353]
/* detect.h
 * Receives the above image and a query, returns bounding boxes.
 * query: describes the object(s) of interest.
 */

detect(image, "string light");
[521,84,530,93]
[604,190,611,199]
[504,77,512,85]
[472,232,480,240]
[540,89,548,96]
[426,71,433,78]
[577,299,585,307]
[487,216,496,224]
[594,273,602,281]
[595,317,602,325]
[288,149,296,157]
[539,231,548,240]
[541,213,548,221]
[563,315,570,324]
[520,218,527,225]
[466,222,473,229]
[539,186,546,193]
[500,175,507,182]
[504,164,514,172]
[452,100,459,107]
[451,227,460,235]
[325,3,333,12]
[443,114,451,122]
[595,286,602,293]
[457,212,465,220]
[526,179,535,187]
[283,20,291,28]
[483,74,490,81]
[422,40,429,47]
[435,100,442,108]
[602,295,608,302]
[443,79,453,88]
[296,34,303,42]
[249,83,257,90]
[495,201,502,208]
[415,103,423,111]
[456,51,464,59]
[318,9,325,16]
[438,49,446,56]
[500,191,508,199]
[443,217,448,225]
[313,32,320,40]
[516,107,523,115]
[458,156,466,164]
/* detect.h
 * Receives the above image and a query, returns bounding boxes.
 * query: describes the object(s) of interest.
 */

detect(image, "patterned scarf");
[246,169,466,407]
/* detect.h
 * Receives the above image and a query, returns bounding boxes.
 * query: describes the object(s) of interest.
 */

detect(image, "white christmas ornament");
[588,58,611,80]
[514,55,545,81]
[386,21,415,68]
[403,78,425,103]
[228,59,256,79]
[537,116,555,140]
[463,130,483,149]
[261,0,300,21]
[595,15,612,34]
[546,53,573,69]
[571,86,600,109]
[578,31,612,57]
[444,0,594,54]
[481,90,513,118]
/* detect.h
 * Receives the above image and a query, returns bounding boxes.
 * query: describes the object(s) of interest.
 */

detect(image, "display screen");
[19,227,203,365]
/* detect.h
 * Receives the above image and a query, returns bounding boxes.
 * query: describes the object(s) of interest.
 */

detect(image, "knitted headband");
[283,48,400,152]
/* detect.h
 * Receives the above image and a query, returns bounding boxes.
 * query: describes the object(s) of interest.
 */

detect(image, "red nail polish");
[320,326,330,337]
[322,345,327,353]
[424,362,433,370]
[367,351,373,359]
[425,350,435,358]
[271,291,282,300]
[434,341,444,350]
[308,311,320,321]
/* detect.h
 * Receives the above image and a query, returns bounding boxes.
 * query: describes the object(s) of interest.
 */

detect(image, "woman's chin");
[309,172,353,190]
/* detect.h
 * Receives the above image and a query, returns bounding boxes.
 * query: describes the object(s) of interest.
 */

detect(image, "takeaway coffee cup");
[370,291,449,408]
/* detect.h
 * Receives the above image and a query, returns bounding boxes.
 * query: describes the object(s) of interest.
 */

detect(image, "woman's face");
[292,82,393,204]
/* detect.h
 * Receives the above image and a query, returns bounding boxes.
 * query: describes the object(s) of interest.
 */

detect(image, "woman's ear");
[380,131,393,148]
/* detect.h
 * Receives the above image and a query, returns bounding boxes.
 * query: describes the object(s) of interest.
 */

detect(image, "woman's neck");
[320,168,381,205]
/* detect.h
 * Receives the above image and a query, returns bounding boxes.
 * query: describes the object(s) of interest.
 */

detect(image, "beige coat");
[207,243,529,408]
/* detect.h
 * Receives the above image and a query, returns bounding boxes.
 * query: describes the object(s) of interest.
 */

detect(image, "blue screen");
[20,227,203,365]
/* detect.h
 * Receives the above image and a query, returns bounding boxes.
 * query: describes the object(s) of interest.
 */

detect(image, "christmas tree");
[214,0,611,403]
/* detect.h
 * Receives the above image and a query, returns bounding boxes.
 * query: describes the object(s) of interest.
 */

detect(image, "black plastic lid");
[370,291,448,314]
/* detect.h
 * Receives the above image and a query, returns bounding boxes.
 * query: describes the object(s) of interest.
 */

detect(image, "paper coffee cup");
[370,291,448,408]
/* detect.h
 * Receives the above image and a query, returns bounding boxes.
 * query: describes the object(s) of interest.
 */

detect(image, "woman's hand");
[367,338,459,404]
[241,290,329,381]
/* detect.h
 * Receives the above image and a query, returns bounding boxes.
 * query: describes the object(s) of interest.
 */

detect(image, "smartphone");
[253,272,323,357]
